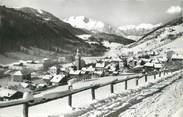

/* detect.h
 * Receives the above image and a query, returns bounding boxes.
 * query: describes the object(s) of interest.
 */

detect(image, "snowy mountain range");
[63,16,125,36]
[118,23,162,36]
[64,16,161,39]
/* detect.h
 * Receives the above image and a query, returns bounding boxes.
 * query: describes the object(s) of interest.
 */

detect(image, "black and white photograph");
[0,0,183,117]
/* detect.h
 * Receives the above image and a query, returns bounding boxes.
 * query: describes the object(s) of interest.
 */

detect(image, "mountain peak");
[63,16,125,36]
[68,16,90,23]
[118,23,162,36]
[118,23,161,31]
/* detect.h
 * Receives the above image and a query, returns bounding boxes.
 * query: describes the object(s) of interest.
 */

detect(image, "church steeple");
[75,48,81,70]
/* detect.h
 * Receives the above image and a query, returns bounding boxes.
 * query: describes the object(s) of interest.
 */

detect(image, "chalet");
[154,63,162,70]
[49,66,57,75]
[86,66,95,74]
[171,54,183,61]
[20,82,29,88]
[133,65,143,72]
[12,71,24,82]
[36,83,47,90]
[50,74,67,85]
[0,88,23,101]
[94,70,104,77]
[42,75,53,81]
[95,62,105,72]
[158,57,167,62]
[69,70,81,76]
[144,62,154,68]
[0,64,8,70]
[143,62,154,72]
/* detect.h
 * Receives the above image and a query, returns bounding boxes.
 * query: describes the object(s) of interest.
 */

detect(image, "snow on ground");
[0,71,179,117]
[126,35,141,41]
[76,34,92,41]
[129,24,183,54]
[172,108,183,117]
[119,71,183,117]
[82,41,123,64]
[75,71,182,117]
[102,41,123,57]
[159,36,183,55]
[37,8,43,14]
[82,56,104,64]
[102,41,122,49]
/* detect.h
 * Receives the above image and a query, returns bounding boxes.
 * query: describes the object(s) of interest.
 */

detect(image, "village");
[0,48,182,102]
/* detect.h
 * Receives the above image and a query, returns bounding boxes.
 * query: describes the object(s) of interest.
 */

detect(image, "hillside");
[89,33,135,45]
[129,17,183,53]
[19,7,90,35]
[0,6,106,58]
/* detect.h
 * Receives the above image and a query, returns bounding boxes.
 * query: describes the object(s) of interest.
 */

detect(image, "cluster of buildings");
[126,49,183,73]
[0,49,121,101]
[0,48,183,101]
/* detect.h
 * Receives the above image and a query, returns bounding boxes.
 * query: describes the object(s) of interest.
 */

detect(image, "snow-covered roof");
[94,71,103,75]
[20,82,29,88]
[49,66,57,70]
[43,58,49,61]
[154,64,162,68]
[152,59,159,63]
[13,71,23,76]
[86,66,95,72]
[37,84,46,87]
[42,75,53,80]
[50,74,65,83]
[81,67,87,71]
[172,54,183,60]
[80,70,86,74]
[144,62,154,67]
[158,57,167,62]
[133,65,143,69]
[69,70,81,75]
[96,62,105,68]
[0,88,18,98]
[142,59,151,62]
[109,66,116,72]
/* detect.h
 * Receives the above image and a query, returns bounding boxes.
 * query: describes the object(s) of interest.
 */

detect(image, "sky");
[0,0,182,26]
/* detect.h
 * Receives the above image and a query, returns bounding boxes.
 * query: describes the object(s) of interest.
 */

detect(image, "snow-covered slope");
[126,35,142,41]
[119,23,161,31]
[19,7,59,21]
[118,23,161,37]
[129,18,183,54]
[63,16,124,36]
[19,7,88,35]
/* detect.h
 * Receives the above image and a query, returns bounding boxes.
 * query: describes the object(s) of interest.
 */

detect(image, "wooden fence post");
[68,94,72,107]
[154,73,156,79]
[110,83,114,93]
[136,78,139,86]
[163,70,166,75]
[91,87,96,100]
[125,80,128,90]
[23,103,29,117]
[159,71,161,77]
[145,74,147,82]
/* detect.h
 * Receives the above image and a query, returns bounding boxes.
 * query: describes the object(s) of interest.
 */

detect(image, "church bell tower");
[75,49,81,70]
